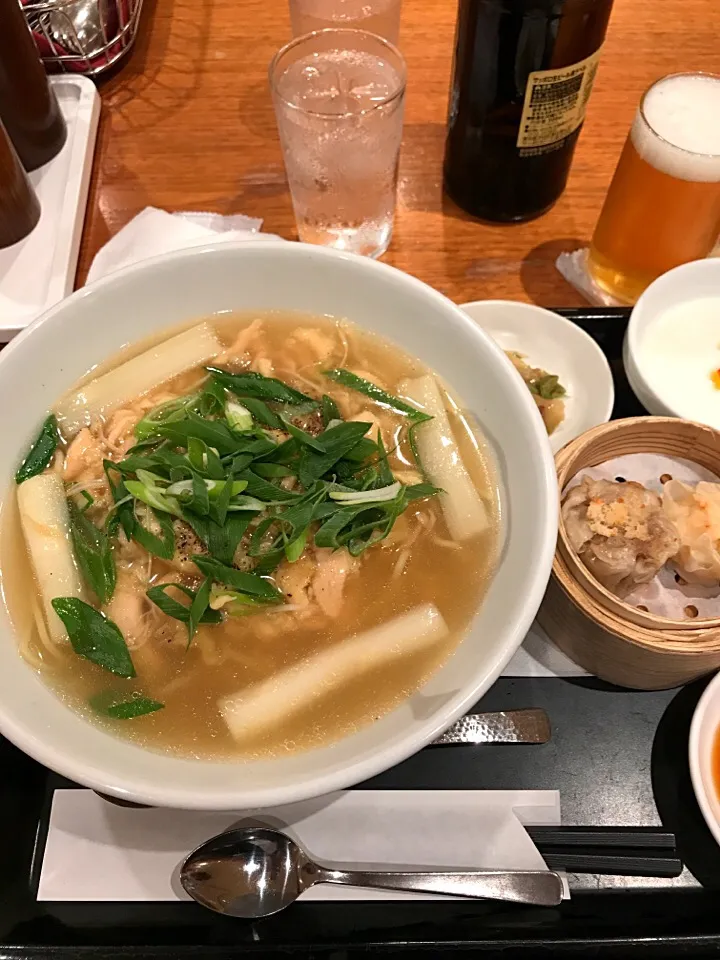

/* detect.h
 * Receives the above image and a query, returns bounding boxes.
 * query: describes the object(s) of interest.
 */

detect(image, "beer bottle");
[444,0,615,223]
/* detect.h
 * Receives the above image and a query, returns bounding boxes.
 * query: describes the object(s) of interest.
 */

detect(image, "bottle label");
[516,46,603,156]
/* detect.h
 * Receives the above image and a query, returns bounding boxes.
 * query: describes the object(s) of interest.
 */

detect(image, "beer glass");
[289,0,402,44]
[588,73,720,304]
[270,29,406,258]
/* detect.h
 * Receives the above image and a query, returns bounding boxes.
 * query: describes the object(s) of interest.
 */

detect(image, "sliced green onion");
[329,481,401,504]
[225,400,253,432]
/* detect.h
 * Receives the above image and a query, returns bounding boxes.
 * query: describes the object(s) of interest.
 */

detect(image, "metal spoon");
[180,827,563,918]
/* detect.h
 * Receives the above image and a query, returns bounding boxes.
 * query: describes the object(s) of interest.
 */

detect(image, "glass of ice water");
[269,28,406,259]
[289,0,402,45]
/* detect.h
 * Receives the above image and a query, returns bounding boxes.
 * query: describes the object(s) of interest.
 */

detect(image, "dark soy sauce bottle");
[0,118,40,248]
[444,0,614,223]
[0,0,67,171]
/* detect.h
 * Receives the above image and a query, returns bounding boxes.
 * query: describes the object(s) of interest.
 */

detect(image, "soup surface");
[1,312,500,760]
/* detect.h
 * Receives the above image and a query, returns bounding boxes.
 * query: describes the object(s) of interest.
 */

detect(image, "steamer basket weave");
[539,417,720,690]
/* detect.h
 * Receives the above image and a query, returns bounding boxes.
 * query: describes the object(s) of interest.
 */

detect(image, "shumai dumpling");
[562,476,680,596]
[662,480,720,587]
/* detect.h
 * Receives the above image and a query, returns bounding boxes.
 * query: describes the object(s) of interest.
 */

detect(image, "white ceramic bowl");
[0,241,558,810]
[690,670,720,848]
[625,258,720,422]
[460,300,614,453]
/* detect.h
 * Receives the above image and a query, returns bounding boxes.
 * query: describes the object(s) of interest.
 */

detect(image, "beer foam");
[631,74,720,182]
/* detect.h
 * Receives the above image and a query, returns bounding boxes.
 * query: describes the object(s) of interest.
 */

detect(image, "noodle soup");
[1,313,500,760]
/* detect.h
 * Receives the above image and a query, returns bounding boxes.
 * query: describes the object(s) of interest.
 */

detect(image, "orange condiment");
[711,369,720,390]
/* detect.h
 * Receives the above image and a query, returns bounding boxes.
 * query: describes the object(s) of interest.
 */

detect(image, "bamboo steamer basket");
[538,417,720,690]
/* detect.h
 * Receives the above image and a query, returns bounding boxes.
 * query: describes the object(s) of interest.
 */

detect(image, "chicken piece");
[64,427,105,484]
[216,319,264,365]
[311,547,356,618]
[253,355,274,377]
[104,570,152,649]
[102,408,139,455]
[275,555,316,608]
[294,327,335,363]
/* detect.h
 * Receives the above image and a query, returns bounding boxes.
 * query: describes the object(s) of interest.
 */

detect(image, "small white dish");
[624,258,720,427]
[460,300,614,453]
[690,669,720,849]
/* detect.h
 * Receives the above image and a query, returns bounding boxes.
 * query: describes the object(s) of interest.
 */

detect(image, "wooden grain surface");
[78,0,720,306]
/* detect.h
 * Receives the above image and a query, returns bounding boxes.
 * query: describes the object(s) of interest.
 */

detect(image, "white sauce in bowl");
[640,297,720,427]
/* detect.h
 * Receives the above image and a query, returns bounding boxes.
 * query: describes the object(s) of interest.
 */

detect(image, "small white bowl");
[690,669,720,849]
[625,258,720,424]
[460,300,614,453]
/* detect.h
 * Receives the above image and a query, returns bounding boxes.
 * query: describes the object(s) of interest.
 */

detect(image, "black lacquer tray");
[3,306,720,959]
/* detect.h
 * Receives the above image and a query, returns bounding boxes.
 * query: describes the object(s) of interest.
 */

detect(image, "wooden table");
[78,0,720,306]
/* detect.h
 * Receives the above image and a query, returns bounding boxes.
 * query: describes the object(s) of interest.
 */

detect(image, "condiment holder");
[538,417,720,690]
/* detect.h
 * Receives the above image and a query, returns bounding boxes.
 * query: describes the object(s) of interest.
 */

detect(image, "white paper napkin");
[38,789,566,902]
[85,207,283,284]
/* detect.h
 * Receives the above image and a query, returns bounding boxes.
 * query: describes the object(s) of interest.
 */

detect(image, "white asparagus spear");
[219,603,449,741]
[398,375,488,541]
[17,473,84,643]
[54,322,222,438]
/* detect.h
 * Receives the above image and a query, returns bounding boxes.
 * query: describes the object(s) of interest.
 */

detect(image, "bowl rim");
[0,239,560,808]
[690,669,720,849]
[625,258,720,419]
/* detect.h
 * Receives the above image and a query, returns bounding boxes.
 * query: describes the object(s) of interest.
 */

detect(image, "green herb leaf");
[158,413,242,455]
[280,417,327,453]
[207,367,317,406]
[321,394,340,428]
[297,421,374,486]
[238,397,284,430]
[210,471,234,526]
[406,482,442,501]
[15,414,60,483]
[198,376,227,417]
[132,504,176,560]
[51,598,135,678]
[375,431,394,486]
[188,577,213,644]
[240,470,304,503]
[192,555,283,600]
[323,369,426,419]
[182,510,253,565]
[104,461,135,539]
[146,582,223,636]
[90,691,164,719]
[187,437,225,479]
[68,499,116,604]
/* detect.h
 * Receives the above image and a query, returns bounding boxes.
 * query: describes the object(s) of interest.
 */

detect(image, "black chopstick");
[539,851,683,878]
[527,826,677,851]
